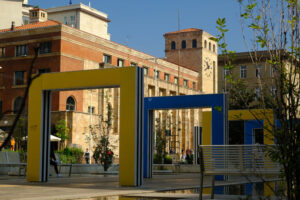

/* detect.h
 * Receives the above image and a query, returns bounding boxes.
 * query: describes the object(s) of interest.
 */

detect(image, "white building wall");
[79,11,110,40]
[0,0,23,29]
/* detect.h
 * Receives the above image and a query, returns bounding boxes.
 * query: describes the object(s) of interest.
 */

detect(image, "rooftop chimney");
[11,21,15,31]
[29,8,48,23]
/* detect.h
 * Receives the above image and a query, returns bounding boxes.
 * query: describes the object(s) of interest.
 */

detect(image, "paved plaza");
[0,173,279,200]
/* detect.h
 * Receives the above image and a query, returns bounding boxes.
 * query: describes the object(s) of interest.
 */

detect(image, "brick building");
[0,5,218,159]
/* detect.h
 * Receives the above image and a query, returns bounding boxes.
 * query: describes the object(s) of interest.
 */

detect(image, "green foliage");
[164,154,172,164]
[155,125,166,164]
[56,147,84,164]
[228,81,256,109]
[93,135,114,171]
[153,154,172,164]
[54,120,69,142]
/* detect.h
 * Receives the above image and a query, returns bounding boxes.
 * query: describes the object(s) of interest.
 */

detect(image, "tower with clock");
[164,28,218,94]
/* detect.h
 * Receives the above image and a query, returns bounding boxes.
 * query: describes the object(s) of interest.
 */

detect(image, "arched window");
[209,42,211,51]
[192,39,197,48]
[66,96,76,111]
[13,96,23,114]
[171,41,176,50]
[181,40,186,49]
[213,44,215,52]
[204,40,207,48]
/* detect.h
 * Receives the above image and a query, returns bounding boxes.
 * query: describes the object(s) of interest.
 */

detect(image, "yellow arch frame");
[27,67,144,186]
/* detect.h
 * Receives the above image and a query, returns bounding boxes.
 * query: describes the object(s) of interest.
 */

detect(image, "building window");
[181,40,186,49]
[240,65,247,78]
[0,47,5,58]
[131,62,137,67]
[117,59,124,67]
[271,87,277,96]
[224,68,230,79]
[164,73,170,81]
[39,41,52,54]
[103,54,111,64]
[192,39,197,48]
[193,82,196,89]
[13,96,23,114]
[154,70,160,79]
[213,44,215,52]
[256,65,262,78]
[88,106,95,114]
[66,96,76,111]
[171,41,176,50]
[64,16,68,24]
[209,42,211,51]
[270,65,277,77]
[204,40,207,48]
[16,45,28,57]
[70,16,76,26]
[143,66,148,76]
[14,71,25,85]
[183,79,188,87]
[174,76,178,84]
[38,68,50,74]
[255,87,261,99]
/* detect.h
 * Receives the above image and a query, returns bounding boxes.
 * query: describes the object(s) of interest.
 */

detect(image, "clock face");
[204,57,212,77]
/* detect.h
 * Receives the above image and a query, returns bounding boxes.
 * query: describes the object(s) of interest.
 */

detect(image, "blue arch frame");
[143,94,228,178]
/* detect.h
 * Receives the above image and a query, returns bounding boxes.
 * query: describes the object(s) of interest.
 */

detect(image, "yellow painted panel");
[27,67,139,186]
[27,78,43,181]
[228,109,274,145]
[203,187,212,194]
[119,68,137,186]
[202,111,212,145]
[264,181,275,196]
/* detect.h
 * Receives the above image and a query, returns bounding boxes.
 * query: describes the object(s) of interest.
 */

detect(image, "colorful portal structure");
[27,67,144,187]
[203,109,274,145]
[203,109,275,196]
[143,94,228,178]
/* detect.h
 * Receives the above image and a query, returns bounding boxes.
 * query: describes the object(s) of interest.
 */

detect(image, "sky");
[29,0,248,58]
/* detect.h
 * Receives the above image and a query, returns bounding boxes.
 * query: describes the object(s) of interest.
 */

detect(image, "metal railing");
[197,145,281,200]
[198,144,280,175]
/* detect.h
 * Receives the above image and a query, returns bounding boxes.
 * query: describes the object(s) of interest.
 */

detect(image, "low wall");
[153,164,200,173]
[0,164,120,176]
[0,164,200,176]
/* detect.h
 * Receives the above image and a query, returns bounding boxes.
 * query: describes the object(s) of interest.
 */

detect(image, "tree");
[154,117,167,164]
[86,90,114,171]
[54,119,70,150]
[212,0,300,199]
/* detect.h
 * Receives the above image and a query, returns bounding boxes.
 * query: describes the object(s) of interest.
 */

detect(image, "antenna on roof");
[69,0,72,5]
[89,2,91,7]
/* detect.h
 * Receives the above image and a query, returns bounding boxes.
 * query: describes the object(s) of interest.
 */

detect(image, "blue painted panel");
[244,120,263,144]
[214,186,225,194]
[246,183,253,195]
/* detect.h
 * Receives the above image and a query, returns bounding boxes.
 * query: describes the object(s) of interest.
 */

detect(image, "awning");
[22,135,61,142]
